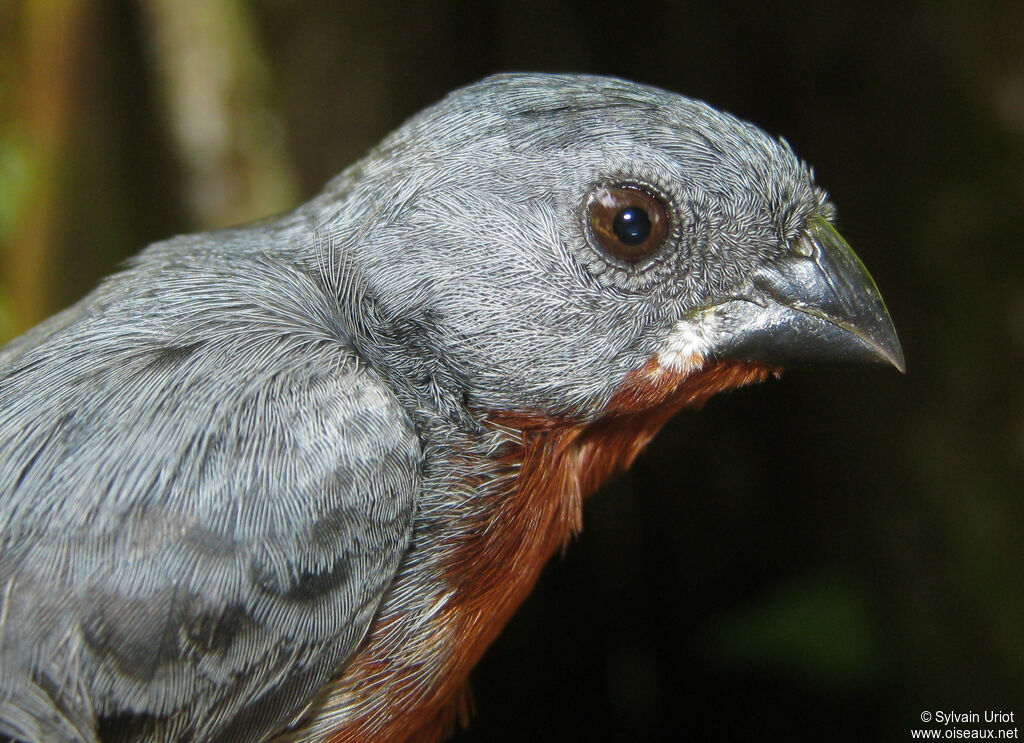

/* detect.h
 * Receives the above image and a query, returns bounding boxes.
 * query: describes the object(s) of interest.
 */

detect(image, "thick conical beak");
[660,217,905,372]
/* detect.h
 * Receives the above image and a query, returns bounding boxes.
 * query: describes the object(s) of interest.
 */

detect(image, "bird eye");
[588,185,669,263]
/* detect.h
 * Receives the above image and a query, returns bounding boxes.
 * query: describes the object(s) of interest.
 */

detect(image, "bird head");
[312,73,903,422]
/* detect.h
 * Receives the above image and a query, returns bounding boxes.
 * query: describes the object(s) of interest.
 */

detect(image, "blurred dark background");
[1,1,1022,740]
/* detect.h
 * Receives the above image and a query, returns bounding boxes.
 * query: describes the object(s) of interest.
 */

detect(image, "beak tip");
[879,342,906,374]
[865,310,905,373]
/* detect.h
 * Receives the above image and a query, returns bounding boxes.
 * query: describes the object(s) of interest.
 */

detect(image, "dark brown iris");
[588,185,669,262]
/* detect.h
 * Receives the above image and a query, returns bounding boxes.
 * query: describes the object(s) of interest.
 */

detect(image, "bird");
[0,73,903,743]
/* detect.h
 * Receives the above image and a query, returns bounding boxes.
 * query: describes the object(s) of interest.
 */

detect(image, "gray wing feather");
[0,236,419,742]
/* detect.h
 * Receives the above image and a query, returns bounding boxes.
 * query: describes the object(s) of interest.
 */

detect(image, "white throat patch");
[656,307,726,374]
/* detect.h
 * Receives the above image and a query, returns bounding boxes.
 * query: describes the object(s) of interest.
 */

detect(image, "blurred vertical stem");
[139,0,299,230]
[1,0,91,337]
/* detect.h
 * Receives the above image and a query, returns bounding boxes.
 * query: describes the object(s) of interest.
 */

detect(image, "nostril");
[791,234,815,258]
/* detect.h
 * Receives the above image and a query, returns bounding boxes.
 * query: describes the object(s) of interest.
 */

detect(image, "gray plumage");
[0,73,887,743]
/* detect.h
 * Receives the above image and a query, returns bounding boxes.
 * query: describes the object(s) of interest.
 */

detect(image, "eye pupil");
[613,208,651,245]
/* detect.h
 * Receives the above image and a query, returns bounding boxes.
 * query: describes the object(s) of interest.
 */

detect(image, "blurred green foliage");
[0,132,31,245]
[0,132,28,341]
[697,574,884,687]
